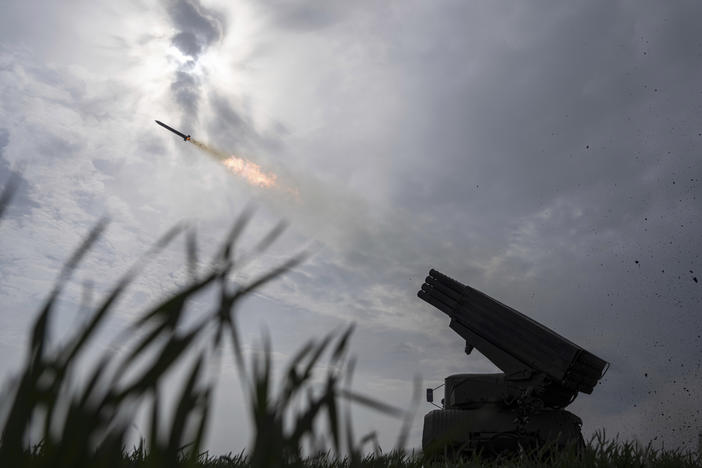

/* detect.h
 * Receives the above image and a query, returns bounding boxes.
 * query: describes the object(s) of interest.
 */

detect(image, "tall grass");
[1,178,701,467]
[0,178,408,467]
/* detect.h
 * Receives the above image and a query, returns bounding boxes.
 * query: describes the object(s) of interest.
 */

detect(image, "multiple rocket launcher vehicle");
[417,269,608,455]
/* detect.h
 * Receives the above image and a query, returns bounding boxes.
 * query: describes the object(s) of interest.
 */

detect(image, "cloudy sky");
[1,0,701,453]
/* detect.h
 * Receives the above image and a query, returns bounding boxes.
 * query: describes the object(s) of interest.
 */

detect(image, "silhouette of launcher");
[419,269,608,399]
[418,269,609,455]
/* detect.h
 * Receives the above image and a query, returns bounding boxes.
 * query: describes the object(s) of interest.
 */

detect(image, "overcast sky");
[1,0,701,453]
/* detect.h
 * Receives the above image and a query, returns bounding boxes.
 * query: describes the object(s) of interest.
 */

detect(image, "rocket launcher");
[418,269,608,405]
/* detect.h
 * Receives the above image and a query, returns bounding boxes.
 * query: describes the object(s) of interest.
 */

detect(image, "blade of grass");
[117,324,204,398]
[167,354,205,457]
[186,226,198,281]
[337,389,404,418]
[330,324,355,365]
[31,218,108,364]
[215,206,254,266]
[232,252,308,300]
[394,375,421,451]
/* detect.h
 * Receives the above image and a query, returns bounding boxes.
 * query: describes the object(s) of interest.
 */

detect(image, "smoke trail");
[188,137,389,263]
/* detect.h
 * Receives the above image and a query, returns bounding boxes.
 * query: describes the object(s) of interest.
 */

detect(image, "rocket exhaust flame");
[221,156,278,188]
[190,139,279,189]
[155,119,293,193]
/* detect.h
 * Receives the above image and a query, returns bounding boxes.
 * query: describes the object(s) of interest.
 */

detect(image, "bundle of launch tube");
[418,269,608,395]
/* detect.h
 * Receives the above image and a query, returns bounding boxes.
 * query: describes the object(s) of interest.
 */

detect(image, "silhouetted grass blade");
[337,390,403,418]
[167,354,206,460]
[330,325,355,365]
[186,227,199,281]
[216,206,254,265]
[253,220,288,255]
[233,252,308,299]
[119,325,204,398]
[394,376,421,452]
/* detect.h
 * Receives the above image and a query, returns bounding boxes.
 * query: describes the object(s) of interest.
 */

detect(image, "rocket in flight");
[155,120,191,141]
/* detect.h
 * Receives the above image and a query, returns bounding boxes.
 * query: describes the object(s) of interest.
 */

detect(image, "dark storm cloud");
[358,1,702,299]
[165,0,225,120]
[171,68,200,116]
[171,32,205,58]
[167,0,223,58]
[0,129,38,220]
[387,1,702,223]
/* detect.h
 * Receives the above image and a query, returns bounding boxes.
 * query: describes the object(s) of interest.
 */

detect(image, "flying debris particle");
[694,277,698,283]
